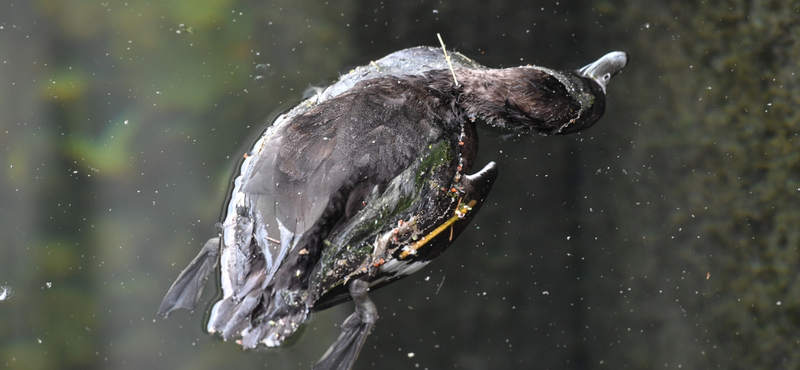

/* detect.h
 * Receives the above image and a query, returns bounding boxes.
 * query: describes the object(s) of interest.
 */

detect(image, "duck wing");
[208,84,445,347]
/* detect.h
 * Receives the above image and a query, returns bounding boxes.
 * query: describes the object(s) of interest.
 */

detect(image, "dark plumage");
[158,46,627,370]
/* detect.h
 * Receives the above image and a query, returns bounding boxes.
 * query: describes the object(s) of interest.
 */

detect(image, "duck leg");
[313,278,377,370]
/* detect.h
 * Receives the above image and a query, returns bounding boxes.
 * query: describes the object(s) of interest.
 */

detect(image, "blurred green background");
[2,0,799,369]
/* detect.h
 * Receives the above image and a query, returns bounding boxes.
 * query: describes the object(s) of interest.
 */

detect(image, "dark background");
[2,0,798,369]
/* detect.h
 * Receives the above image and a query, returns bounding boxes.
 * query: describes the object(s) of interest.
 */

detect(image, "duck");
[158,45,628,370]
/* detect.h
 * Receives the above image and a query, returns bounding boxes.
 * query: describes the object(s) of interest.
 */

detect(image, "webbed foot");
[158,237,220,317]
[313,279,377,370]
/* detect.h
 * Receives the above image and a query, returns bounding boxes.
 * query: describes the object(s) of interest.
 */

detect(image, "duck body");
[159,46,628,369]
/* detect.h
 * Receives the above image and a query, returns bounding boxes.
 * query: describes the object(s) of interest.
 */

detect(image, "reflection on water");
[0,285,12,301]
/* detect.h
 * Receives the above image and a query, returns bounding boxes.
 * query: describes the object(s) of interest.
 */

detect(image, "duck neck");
[452,67,599,135]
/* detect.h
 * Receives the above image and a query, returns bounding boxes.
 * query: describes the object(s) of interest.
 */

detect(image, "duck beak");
[577,51,629,94]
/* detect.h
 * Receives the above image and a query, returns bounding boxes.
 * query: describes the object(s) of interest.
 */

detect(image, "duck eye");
[603,73,611,83]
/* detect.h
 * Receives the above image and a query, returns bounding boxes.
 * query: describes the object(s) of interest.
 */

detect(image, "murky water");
[2,1,797,369]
